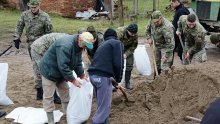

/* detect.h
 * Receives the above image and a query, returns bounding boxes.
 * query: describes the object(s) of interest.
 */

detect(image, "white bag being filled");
[67,74,93,124]
[5,107,63,124]
[0,63,13,105]
[134,45,152,76]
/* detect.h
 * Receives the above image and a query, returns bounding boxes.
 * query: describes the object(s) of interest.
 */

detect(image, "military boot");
[125,70,133,90]
[61,102,68,114]
[54,91,61,104]
[46,112,55,124]
[36,87,43,100]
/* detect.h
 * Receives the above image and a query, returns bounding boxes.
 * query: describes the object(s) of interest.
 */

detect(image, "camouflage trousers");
[155,48,173,71]
[31,49,42,88]
[183,48,207,65]
[126,54,134,71]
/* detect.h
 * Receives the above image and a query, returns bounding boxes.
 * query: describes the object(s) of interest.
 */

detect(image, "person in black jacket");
[171,0,189,63]
[88,28,124,124]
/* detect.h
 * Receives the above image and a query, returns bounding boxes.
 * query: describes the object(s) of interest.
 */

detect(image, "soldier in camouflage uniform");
[176,14,207,64]
[31,33,67,101]
[14,0,52,58]
[145,11,175,74]
[86,26,104,59]
[117,23,138,90]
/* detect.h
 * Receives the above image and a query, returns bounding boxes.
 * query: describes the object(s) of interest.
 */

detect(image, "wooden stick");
[185,116,201,122]
[151,39,158,76]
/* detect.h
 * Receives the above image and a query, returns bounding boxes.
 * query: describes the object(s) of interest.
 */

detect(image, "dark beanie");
[104,28,117,40]
[127,23,138,33]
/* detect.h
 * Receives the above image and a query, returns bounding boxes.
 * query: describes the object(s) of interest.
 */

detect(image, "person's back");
[88,29,124,82]
[31,33,67,56]
[40,34,83,82]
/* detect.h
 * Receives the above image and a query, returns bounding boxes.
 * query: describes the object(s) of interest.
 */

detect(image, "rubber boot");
[125,70,133,90]
[61,102,68,114]
[46,112,55,124]
[54,91,61,104]
[36,87,43,100]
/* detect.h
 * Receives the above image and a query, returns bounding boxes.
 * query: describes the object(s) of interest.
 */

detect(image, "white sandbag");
[67,78,93,124]
[134,45,152,76]
[119,59,126,84]
[5,107,63,124]
[0,63,13,105]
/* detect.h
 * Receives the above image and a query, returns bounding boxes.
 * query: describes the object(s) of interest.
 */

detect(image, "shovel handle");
[111,78,129,101]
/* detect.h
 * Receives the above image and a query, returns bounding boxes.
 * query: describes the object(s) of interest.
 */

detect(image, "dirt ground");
[0,29,220,124]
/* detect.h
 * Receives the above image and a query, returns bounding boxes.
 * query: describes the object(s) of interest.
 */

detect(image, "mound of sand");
[109,62,220,124]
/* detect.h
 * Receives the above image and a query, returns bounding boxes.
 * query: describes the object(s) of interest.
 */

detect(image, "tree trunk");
[118,0,124,26]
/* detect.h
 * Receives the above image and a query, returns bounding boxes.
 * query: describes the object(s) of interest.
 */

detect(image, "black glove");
[13,39,21,49]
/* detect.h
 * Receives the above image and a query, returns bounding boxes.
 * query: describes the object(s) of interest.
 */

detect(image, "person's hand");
[123,54,127,59]
[176,31,181,36]
[185,52,190,60]
[13,39,21,49]
[80,74,89,82]
[147,38,153,46]
[161,56,167,63]
[70,79,81,88]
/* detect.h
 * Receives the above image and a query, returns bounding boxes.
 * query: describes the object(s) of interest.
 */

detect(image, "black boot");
[54,91,61,104]
[125,70,133,90]
[36,87,43,100]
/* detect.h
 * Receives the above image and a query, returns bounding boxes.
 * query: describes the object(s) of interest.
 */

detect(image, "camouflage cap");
[151,11,162,22]
[87,26,97,38]
[28,0,40,8]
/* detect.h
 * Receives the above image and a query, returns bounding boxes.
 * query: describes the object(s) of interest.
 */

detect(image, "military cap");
[28,0,40,8]
[87,26,97,39]
[151,11,163,22]
[127,23,138,34]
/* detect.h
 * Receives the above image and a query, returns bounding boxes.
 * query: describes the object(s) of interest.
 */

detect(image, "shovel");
[111,78,135,103]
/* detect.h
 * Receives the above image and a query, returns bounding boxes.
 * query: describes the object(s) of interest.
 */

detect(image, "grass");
[0,0,174,37]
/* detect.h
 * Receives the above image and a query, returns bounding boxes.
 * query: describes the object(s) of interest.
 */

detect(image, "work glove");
[70,79,81,88]
[13,39,21,49]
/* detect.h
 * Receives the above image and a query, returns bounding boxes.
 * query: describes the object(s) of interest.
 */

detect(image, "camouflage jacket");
[145,18,175,58]
[31,33,67,56]
[14,9,53,42]
[117,26,138,57]
[177,15,206,55]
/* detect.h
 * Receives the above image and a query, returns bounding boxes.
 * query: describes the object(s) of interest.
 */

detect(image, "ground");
[0,29,220,124]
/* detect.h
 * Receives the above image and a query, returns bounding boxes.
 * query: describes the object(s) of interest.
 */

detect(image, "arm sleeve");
[162,27,175,58]
[14,13,25,39]
[56,46,75,81]
[44,15,53,34]
[177,16,183,33]
[124,36,138,57]
[145,21,152,40]
[113,42,124,82]
[187,31,205,55]
[74,55,85,77]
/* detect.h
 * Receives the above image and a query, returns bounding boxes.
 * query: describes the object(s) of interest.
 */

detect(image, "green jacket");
[39,35,84,82]
[117,26,138,57]
[145,18,175,58]
[14,9,52,42]
[177,15,206,55]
